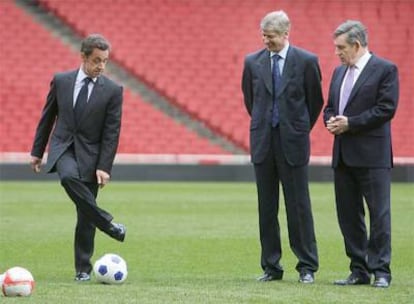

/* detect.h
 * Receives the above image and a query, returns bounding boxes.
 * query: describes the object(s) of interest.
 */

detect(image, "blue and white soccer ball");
[93,253,128,284]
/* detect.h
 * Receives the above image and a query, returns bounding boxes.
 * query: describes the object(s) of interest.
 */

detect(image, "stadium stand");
[0,0,230,155]
[1,0,413,161]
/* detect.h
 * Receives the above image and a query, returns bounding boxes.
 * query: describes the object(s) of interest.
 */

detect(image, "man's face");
[334,33,359,66]
[81,48,109,78]
[262,29,288,53]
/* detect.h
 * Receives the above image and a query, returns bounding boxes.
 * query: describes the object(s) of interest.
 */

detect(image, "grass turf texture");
[0,181,413,303]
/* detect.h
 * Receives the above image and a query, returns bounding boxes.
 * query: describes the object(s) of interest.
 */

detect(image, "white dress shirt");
[270,42,289,76]
[73,67,97,107]
[340,51,372,100]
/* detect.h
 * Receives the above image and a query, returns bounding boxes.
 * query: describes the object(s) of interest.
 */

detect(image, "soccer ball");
[1,266,35,297]
[93,253,127,284]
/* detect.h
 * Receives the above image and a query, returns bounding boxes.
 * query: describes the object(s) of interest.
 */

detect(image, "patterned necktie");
[339,66,355,115]
[74,77,92,123]
[272,54,282,127]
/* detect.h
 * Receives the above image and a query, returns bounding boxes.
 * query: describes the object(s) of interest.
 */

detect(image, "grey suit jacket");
[323,54,399,168]
[242,46,323,165]
[31,69,123,181]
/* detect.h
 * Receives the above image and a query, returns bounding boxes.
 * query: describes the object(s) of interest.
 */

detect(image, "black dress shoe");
[372,277,390,288]
[75,272,90,281]
[257,272,283,282]
[108,222,126,242]
[334,273,370,285]
[298,272,314,284]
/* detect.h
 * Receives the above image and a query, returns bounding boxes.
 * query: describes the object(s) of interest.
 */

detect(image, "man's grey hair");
[334,20,368,47]
[260,10,290,33]
[80,34,111,56]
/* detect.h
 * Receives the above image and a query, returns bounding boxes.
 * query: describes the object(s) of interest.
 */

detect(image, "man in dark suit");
[241,11,323,283]
[30,34,126,282]
[324,20,399,288]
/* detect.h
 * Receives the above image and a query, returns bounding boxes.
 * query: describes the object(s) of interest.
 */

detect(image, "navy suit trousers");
[253,127,318,274]
[334,163,391,279]
[55,146,114,273]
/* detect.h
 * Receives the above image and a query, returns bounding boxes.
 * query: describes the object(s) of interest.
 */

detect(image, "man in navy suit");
[242,11,323,283]
[30,34,126,281]
[324,20,399,288]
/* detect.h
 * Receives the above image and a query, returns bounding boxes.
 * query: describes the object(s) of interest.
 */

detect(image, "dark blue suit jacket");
[31,70,123,181]
[242,46,323,166]
[323,55,399,168]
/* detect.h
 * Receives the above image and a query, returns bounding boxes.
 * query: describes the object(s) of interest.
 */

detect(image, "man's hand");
[30,156,42,173]
[326,115,349,135]
[96,169,110,188]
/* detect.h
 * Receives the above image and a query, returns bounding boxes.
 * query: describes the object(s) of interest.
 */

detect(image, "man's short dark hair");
[80,34,111,56]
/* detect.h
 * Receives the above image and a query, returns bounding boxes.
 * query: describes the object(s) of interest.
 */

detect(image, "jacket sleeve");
[323,68,339,125]
[96,85,123,175]
[304,56,324,129]
[241,56,253,116]
[30,77,58,158]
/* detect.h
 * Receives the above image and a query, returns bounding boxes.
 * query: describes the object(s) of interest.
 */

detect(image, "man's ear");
[354,40,362,51]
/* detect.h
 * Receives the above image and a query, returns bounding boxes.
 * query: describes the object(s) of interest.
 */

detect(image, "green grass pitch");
[0,181,413,303]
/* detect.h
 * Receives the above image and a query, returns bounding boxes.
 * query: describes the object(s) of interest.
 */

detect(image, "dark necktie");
[272,54,282,127]
[74,77,92,123]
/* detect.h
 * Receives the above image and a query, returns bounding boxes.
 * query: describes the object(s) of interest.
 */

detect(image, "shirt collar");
[77,67,97,83]
[353,50,372,71]
[270,42,289,60]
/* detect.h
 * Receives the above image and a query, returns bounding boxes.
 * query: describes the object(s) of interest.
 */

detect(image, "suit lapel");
[62,71,77,124]
[257,47,297,98]
[258,51,273,95]
[345,56,377,109]
[78,76,104,124]
[277,46,296,98]
[334,66,347,113]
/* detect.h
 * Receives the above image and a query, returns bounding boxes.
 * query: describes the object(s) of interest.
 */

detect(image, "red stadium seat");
[1,0,413,158]
[0,1,229,155]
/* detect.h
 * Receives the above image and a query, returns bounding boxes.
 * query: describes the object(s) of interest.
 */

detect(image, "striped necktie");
[272,54,282,127]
